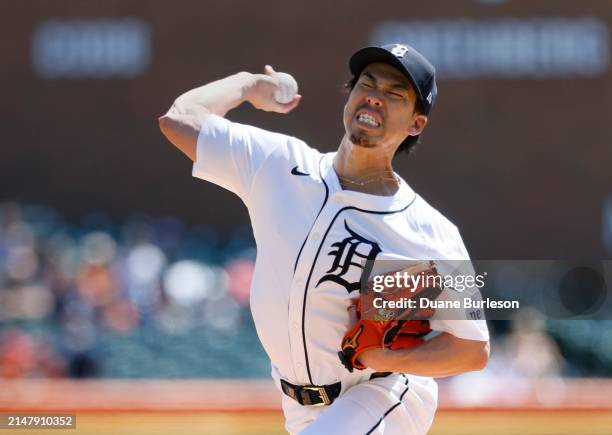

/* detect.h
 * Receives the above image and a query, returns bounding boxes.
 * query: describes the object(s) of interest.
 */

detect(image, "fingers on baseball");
[275,94,302,113]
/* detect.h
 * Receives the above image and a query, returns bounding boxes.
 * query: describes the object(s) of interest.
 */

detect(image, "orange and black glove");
[338,261,441,373]
[337,319,431,372]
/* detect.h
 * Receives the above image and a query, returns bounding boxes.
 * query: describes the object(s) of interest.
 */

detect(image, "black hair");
[344,75,424,155]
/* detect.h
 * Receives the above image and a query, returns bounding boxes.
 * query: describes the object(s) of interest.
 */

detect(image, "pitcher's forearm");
[172,71,255,119]
[360,333,490,377]
[158,72,255,160]
[158,67,300,161]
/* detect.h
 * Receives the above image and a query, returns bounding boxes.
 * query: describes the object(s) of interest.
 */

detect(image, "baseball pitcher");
[159,43,490,434]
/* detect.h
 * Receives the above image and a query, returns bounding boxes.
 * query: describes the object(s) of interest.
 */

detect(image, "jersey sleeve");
[429,226,490,342]
[192,114,289,203]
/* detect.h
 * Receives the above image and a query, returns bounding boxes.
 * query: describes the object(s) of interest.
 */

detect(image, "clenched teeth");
[357,113,380,127]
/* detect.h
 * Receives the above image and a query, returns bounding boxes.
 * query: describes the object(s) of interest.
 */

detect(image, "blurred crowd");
[0,202,611,380]
[0,201,265,378]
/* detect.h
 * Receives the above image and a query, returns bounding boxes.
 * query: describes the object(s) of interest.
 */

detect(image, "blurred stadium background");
[1,0,612,434]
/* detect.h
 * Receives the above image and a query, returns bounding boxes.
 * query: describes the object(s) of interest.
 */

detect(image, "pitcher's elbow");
[158,114,172,138]
[474,341,490,371]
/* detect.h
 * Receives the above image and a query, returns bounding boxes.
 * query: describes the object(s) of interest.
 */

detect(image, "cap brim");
[349,47,425,108]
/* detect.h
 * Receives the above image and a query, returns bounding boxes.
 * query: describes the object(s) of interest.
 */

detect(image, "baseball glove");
[337,261,442,373]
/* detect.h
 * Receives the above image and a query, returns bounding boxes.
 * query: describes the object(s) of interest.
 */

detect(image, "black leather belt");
[281,372,392,407]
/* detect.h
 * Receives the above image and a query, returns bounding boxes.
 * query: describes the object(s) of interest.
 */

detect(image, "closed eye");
[387,91,405,99]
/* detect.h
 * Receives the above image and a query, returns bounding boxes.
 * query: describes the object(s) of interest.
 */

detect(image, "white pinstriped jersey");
[192,114,489,394]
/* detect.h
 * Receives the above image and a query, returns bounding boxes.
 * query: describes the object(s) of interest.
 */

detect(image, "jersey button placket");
[289,198,337,383]
[288,273,307,382]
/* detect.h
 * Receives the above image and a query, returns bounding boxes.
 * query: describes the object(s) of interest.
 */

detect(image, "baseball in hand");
[272,72,298,104]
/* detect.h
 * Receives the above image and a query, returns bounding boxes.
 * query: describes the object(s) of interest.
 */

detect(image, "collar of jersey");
[321,153,416,211]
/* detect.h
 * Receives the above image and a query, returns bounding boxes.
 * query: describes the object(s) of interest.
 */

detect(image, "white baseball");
[273,72,298,104]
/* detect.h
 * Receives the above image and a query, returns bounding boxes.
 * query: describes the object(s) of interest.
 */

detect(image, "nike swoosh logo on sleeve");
[291,166,310,176]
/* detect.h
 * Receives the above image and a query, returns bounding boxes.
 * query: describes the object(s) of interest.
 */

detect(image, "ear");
[407,114,428,136]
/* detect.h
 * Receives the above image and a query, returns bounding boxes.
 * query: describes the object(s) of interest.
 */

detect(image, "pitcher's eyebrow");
[362,71,410,91]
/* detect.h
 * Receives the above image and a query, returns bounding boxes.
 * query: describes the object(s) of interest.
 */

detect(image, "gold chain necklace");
[337,171,400,187]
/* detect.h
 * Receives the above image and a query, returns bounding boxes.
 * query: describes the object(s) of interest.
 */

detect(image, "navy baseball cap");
[349,43,437,115]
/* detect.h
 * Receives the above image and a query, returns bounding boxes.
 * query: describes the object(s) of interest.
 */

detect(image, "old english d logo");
[343,324,364,350]
[391,44,409,58]
[316,220,381,293]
